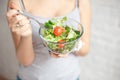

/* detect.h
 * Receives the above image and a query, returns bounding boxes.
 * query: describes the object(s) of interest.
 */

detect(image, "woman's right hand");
[6,2,32,37]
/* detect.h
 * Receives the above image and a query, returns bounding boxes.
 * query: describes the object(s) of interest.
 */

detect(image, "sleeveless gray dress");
[18,0,81,80]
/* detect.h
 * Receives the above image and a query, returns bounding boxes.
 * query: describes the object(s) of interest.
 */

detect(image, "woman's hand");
[49,52,68,58]
[6,3,32,37]
[6,1,34,66]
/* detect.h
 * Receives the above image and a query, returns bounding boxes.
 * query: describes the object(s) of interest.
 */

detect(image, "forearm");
[16,36,34,66]
[76,0,91,56]
[7,0,34,65]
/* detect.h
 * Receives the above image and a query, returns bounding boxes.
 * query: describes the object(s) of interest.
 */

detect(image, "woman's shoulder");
[8,0,31,11]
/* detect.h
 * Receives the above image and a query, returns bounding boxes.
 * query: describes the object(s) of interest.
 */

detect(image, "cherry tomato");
[54,26,65,36]
[58,40,65,48]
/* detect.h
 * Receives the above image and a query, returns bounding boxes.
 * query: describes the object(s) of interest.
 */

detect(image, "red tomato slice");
[58,40,65,48]
[54,26,65,36]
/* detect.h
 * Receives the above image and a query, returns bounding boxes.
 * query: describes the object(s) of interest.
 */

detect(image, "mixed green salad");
[41,17,81,53]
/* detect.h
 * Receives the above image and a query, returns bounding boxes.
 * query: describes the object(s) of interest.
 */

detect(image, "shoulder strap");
[76,0,79,8]
[19,0,26,12]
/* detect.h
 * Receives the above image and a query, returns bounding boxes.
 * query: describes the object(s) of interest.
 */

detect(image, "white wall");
[0,0,18,80]
[0,0,120,80]
[79,0,120,80]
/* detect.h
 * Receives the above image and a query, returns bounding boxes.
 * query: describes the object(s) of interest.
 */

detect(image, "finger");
[10,15,28,29]
[9,2,20,10]
[20,23,31,33]
[18,16,30,26]
[12,17,30,33]
[13,14,26,23]
[12,15,29,27]
[7,9,19,21]
[14,23,29,34]
[50,53,60,58]
[15,14,27,22]
[58,54,68,57]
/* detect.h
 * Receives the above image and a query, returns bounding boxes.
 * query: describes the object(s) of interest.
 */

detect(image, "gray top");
[18,0,81,80]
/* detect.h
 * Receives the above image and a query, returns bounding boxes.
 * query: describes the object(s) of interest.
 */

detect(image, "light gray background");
[0,0,18,80]
[0,0,120,80]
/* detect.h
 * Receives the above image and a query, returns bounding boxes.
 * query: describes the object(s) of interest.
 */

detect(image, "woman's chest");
[29,0,76,18]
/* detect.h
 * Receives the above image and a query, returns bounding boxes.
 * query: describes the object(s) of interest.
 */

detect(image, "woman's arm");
[7,0,34,66]
[75,0,91,56]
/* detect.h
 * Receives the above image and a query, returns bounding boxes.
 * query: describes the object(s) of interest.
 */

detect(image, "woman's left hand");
[50,53,68,58]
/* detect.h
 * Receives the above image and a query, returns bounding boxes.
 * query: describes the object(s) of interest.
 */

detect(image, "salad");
[40,17,82,54]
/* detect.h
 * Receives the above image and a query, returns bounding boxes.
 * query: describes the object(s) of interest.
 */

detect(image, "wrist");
[21,35,32,41]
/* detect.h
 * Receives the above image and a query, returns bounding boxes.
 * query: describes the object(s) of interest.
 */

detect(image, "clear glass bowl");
[39,18,84,54]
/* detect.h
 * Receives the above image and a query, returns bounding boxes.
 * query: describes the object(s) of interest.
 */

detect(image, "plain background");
[0,0,18,80]
[0,0,120,80]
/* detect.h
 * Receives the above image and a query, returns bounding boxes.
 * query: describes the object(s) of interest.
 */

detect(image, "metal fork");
[18,10,44,28]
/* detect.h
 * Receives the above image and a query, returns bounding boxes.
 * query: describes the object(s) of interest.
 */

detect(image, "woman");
[6,0,91,80]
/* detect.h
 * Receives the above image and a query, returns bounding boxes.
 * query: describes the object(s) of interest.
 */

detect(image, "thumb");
[9,2,20,10]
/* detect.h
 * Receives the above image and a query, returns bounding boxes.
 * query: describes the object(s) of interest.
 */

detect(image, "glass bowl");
[39,18,84,54]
